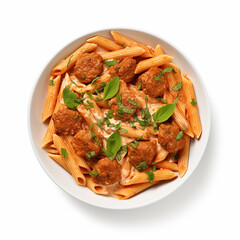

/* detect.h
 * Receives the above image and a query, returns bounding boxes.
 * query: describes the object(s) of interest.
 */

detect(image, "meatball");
[52,108,83,135]
[71,130,102,158]
[111,91,138,121]
[109,57,136,82]
[137,66,168,97]
[93,158,121,185]
[128,140,157,169]
[74,52,103,83]
[158,123,186,153]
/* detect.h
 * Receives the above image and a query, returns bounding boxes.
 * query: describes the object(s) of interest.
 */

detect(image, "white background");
[1,0,240,239]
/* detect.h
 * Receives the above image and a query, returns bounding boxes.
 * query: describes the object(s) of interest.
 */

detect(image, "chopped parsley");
[61,148,68,159]
[120,128,128,133]
[104,59,117,68]
[89,169,98,176]
[84,100,94,109]
[49,80,54,86]
[172,82,183,91]
[71,80,78,86]
[137,82,142,90]
[91,76,99,85]
[191,98,197,106]
[86,151,95,159]
[81,75,86,79]
[128,99,140,107]
[145,171,154,183]
[73,115,78,120]
[135,161,148,171]
[87,92,93,100]
[176,131,183,140]
[129,142,138,149]
[97,119,104,130]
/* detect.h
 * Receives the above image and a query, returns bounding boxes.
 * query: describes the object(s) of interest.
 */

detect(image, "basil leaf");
[145,171,154,183]
[120,128,128,133]
[128,99,140,107]
[103,76,120,100]
[137,82,142,90]
[49,80,54,86]
[161,67,174,74]
[105,59,117,68]
[87,92,93,100]
[106,131,122,159]
[176,131,183,140]
[73,115,78,120]
[89,169,98,176]
[154,74,161,81]
[61,148,68,159]
[191,98,197,106]
[135,161,148,171]
[172,82,183,91]
[153,104,175,123]
[117,102,134,114]
[173,93,179,104]
[129,142,138,149]
[63,86,82,110]
[91,76,99,85]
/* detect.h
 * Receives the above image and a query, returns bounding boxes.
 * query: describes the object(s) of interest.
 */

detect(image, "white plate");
[28,29,211,210]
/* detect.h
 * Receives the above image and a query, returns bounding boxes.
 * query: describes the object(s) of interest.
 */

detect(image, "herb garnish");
[145,171,154,183]
[73,115,78,120]
[176,131,183,140]
[137,82,142,90]
[135,161,148,171]
[105,59,117,68]
[172,82,183,91]
[104,131,122,160]
[86,151,95,159]
[153,104,175,123]
[128,99,140,107]
[67,55,74,67]
[49,80,54,86]
[191,98,197,106]
[61,148,68,159]
[63,86,84,110]
[103,76,120,100]
[89,169,98,176]
[91,76,99,85]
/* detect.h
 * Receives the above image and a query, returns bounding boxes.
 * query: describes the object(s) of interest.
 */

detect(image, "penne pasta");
[123,169,177,185]
[87,35,123,51]
[42,75,62,122]
[170,63,182,83]
[86,176,109,195]
[154,44,164,56]
[155,160,178,172]
[113,182,158,200]
[53,134,86,186]
[182,75,202,139]
[135,54,174,74]
[111,31,153,58]
[64,136,91,174]
[51,43,97,76]
[48,153,70,173]
[117,126,149,140]
[178,135,190,177]
[101,46,145,60]
[154,143,169,163]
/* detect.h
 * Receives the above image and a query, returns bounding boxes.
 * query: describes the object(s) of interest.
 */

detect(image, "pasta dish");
[41,31,202,199]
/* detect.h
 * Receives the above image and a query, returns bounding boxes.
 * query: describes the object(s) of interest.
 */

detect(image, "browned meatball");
[52,108,83,135]
[137,66,168,97]
[111,91,138,121]
[158,123,185,153]
[74,52,103,83]
[93,158,121,185]
[109,57,136,82]
[128,140,157,169]
[71,130,102,158]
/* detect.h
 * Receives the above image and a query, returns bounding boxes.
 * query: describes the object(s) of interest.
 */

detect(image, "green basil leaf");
[191,98,197,106]
[161,67,174,74]
[49,80,54,86]
[145,171,154,183]
[154,74,161,81]
[176,131,183,140]
[128,99,140,107]
[62,86,81,110]
[89,169,98,176]
[153,104,175,123]
[103,76,120,100]
[61,148,68,159]
[106,131,122,159]
[105,59,117,68]
[172,82,183,91]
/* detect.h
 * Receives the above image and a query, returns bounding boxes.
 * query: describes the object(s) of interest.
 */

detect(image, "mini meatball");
[128,140,157,169]
[111,91,138,121]
[52,108,83,135]
[109,57,136,82]
[93,158,121,185]
[158,123,185,153]
[71,130,102,158]
[74,52,103,83]
[137,66,168,97]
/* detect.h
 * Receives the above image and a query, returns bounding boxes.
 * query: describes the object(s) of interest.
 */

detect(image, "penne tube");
[155,160,178,172]
[117,127,149,140]
[164,91,194,138]
[178,135,190,177]
[53,134,86,186]
[121,159,131,182]
[92,95,110,109]
[87,98,104,120]
[165,71,178,100]
[123,169,177,185]
[182,75,202,139]
[51,43,97,76]
[111,31,153,58]
[113,182,158,200]
[48,153,70,173]
[72,72,111,93]
[154,44,164,56]
[135,54,173,74]
[154,143,169,163]
[170,63,182,83]
[86,176,109,195]
[45,144,59,154]
[42,75,62,122]
[145,125,158,135]
[64,136,91,174]
[87,35,123,51]
[101,46,145,60]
